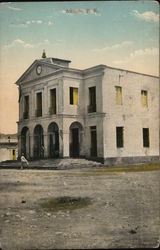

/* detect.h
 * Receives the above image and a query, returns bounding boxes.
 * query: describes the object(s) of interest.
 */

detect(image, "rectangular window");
[116,127,124,148]
[88,87,96,113]
[115,86,122,105]
[143,128,150,147]
[141,90,148,107]
[70,87,78,105]
[50,89,56,114]
[24,95,29,119]
[36,92,42,117]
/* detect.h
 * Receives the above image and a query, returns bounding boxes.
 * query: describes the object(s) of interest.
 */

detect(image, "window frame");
[115,86,122,105]
[69,87,78,105]
[116,126,124,148]
[50,88,56,114]
[36,92,42,117]
[141,90,148,108]
[88,86,96,113]
[24,95,29,119]
[143,128,150,148]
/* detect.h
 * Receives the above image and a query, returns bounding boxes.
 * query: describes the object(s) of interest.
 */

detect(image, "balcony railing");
[23,112,29,119]
[49,107,56,115]
[35,109,42,117]
[90,147,97,157]
[88,104,96,113]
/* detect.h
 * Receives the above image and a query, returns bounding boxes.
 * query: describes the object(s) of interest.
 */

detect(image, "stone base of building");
[103,156,160,166]
[86,157,104,164]
[19,155,160,167]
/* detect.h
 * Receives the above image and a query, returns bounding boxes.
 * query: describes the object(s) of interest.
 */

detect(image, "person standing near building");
[21,154,29,169]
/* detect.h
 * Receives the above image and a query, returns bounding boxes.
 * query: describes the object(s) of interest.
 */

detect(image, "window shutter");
[73,88,78,105]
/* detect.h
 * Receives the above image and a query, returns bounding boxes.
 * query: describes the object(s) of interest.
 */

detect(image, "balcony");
[49,107,56,115]
[23,112,29,120]
[88,104,96,113]
[35,109,42,117]
[90,147,97,157]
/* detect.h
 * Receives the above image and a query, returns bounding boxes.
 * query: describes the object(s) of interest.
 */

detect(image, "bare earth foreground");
[0,163,159,249]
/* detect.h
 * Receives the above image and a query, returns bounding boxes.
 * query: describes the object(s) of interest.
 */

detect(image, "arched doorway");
[34,125,44,159]
[21,127,30,158]
[69,122,83,158]
[48,122,59,158]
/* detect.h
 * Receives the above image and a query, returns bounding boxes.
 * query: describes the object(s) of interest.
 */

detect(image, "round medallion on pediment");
[36,65,42,75]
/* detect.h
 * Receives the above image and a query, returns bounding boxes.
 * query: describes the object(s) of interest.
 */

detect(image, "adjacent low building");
[16,52,159,165]
[0,134,18,162]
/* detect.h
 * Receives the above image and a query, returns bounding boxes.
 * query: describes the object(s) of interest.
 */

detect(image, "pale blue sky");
[0,1,159,133]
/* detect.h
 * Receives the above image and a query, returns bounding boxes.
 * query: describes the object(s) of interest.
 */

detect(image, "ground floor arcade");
[18,116,104,161]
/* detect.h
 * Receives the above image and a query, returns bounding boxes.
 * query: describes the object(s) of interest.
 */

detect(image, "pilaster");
[43,133,48,158]
[62,129,70,157]
[29,133,34,158]
[43,85,48,116]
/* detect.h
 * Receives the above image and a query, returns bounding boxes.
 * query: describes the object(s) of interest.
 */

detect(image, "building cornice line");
[16,69,64,86]
[15,59,159,86]
[17,71,106,89]
[16,64,108,86]
[18,112,107,125]
[105,65,159,78]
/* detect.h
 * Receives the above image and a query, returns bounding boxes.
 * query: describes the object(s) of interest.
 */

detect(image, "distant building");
[15,51,159,165]
[0,135,18,162]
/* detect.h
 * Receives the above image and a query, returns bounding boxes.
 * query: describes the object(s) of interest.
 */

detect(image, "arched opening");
[34,125,44,159]
[21,127,30,158]
[69,122,83,158]
[48,122,59,158]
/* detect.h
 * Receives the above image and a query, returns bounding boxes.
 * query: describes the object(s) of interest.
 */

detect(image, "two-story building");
[16,52,159,165]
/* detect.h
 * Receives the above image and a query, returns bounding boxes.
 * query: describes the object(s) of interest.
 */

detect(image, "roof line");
[68,64,159,78]
[105,65,159,78]
[15,60,37,85]
[15,60,61,85]
[15,59,159,85]
[39,57,71,63]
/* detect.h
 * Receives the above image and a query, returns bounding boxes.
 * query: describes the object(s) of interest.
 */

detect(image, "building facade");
[0,135,18,162]
[16,55,159,165]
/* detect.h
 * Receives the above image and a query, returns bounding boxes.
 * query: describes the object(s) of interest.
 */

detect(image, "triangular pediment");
[16,60,61,84]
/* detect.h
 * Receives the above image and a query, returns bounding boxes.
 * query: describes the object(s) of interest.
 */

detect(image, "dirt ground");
[0,167,159,250]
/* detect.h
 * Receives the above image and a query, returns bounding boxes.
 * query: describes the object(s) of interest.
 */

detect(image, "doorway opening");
[21,126,30,158]
[69,122,83,158]
[90,126,97,157]
[34,125,44,159]
[48,122,59,158]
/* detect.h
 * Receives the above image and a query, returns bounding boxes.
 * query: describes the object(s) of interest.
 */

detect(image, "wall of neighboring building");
[0,138,17,143]
[0,148,10,162]
[0,143,18,162]
[102,68,159,162]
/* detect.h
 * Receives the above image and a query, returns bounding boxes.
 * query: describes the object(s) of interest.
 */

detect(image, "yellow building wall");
[10,149,16,160]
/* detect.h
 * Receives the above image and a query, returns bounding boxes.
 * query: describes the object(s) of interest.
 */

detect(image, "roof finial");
[42,49,46,58]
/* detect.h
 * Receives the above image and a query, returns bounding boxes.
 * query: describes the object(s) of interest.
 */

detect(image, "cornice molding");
[18,112,106,126]
[16,63,107,86]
